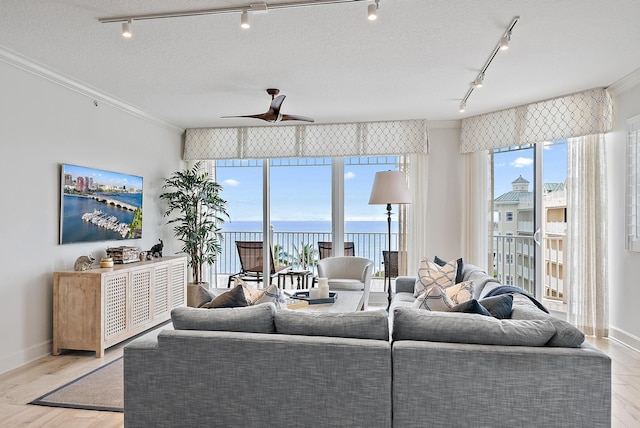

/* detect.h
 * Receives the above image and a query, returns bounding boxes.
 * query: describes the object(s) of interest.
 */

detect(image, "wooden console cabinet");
[53,256,187,357]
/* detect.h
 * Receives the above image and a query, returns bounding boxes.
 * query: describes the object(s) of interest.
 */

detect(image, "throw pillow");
[189,284,217,308]
[434,256,464,284]
[479,294,513,319]
[205,284,248,309]
[414,258,458,297]
[413,284,455,311]
[449,299,492,316]
[235,277,259,302]
[171,303,276,333]
[444,280,473,305]
[252,283,287,309]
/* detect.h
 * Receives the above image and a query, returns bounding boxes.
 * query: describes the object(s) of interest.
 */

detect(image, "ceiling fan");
[222,88,314,123]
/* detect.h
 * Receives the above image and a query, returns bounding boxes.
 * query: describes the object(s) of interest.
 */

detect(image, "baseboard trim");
[609,326,640,354]
[0,339,51,376]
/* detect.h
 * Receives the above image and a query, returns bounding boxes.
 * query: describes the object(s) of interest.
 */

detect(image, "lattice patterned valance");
[184,119,429,160]
[460,88,612,153]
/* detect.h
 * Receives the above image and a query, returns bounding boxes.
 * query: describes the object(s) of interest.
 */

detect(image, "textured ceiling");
[1,0,640,129]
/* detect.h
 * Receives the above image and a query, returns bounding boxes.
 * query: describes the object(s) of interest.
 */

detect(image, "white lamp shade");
[368,170,412,205]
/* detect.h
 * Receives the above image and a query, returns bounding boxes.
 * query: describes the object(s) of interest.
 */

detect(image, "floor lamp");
[368,170,412,309]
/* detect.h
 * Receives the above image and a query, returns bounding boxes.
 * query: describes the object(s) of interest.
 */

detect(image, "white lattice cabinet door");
[53,256,187,357]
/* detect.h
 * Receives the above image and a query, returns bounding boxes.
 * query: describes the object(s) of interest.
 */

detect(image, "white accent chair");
[316,256,373,310]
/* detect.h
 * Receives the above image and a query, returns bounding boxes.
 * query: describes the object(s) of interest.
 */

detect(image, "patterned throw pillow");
[414,258,458,297]
[234,278,286,309]
[412,284,455,311]
[445,281,473,305]
[252,284,287,309]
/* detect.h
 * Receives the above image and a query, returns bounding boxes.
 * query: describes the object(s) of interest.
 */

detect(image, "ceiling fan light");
[122,20,132,38]
[459,101,466,113]
[240,10,250,29]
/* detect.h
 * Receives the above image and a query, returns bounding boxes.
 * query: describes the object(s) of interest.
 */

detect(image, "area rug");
[30,356,123,412]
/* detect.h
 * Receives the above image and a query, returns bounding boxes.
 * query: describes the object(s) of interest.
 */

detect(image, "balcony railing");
[493,234,566,302]
[212,229,398,287]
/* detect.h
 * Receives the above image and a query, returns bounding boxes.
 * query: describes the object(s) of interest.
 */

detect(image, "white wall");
[0,60,184,374]
[607,77,640,350]
[424,123,465,263]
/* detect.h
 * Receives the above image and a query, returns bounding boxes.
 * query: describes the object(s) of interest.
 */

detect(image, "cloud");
[344,171,356,180]
[494,162,506,168]
[510,157,533,168]
[223,179,240,187]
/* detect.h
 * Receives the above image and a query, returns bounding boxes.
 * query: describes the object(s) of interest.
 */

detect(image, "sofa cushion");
[171,303,276,333]
[274,310,389,341]
[510,295,584,347]
[434,256,464,284]
[479,294,513,319]
[392,307,556,346]
[414,259,457,297]
[204,284,248,308]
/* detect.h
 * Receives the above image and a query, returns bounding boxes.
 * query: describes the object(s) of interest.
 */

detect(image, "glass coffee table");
[283,289,364,313]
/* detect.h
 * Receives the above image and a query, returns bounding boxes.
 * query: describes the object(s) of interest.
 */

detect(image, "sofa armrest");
[395,276,416,294]
[392,340,611,427]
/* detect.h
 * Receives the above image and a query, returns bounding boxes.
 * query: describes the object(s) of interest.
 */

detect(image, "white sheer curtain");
[566,134,608,337]
[405,153,429,276]
[461,150,490,271]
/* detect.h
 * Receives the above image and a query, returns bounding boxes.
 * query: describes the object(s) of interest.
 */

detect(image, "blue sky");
[63,164,143,190]
[216,160,394,222]
[216,143,568,224]
[493,142,567,197]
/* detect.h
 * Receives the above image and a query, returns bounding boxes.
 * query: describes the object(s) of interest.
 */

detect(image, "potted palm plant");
[160,162,228,304]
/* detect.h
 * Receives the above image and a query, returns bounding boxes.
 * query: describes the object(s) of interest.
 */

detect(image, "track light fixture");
[500,32,511,50]
[368,0,380,21]
[240,9,250,29]
[459,16,519,113]
[100,0,380,33]
[473,74,484,88]
[122,20,132,38]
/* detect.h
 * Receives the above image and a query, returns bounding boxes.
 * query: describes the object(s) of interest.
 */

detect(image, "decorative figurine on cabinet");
[149,239,164,258]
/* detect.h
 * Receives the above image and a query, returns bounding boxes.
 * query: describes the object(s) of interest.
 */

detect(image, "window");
[506,254,513,265]
[505,275,513,285]
[506,211,514,222]
[213,156,399,285]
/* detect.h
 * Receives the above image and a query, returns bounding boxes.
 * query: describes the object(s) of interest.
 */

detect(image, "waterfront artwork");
[60,164,143,245]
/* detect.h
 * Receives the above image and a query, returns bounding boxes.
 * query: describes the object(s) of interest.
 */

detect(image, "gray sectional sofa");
[124,264,611,428]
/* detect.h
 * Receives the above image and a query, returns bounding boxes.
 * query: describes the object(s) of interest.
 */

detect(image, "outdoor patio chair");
[318,241,355,259]
[317,256,373,310]
[227,241,289,287]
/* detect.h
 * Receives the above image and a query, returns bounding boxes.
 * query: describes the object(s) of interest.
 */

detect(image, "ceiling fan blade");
[221,113,275,122]
[270,95,286,113]
[280,114,315,123]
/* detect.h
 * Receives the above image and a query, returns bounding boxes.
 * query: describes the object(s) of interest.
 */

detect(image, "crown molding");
[607,67,640,96]
[0,45,183,134]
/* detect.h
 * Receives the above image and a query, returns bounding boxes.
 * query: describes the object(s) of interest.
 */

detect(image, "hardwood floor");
[1,334,638,427]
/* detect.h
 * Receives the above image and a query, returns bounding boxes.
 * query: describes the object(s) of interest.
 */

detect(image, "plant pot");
[187,282,211,308]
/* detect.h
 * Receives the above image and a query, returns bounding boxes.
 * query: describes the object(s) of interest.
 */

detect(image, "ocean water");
[221,220,398,233]
[61,193,142,244]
